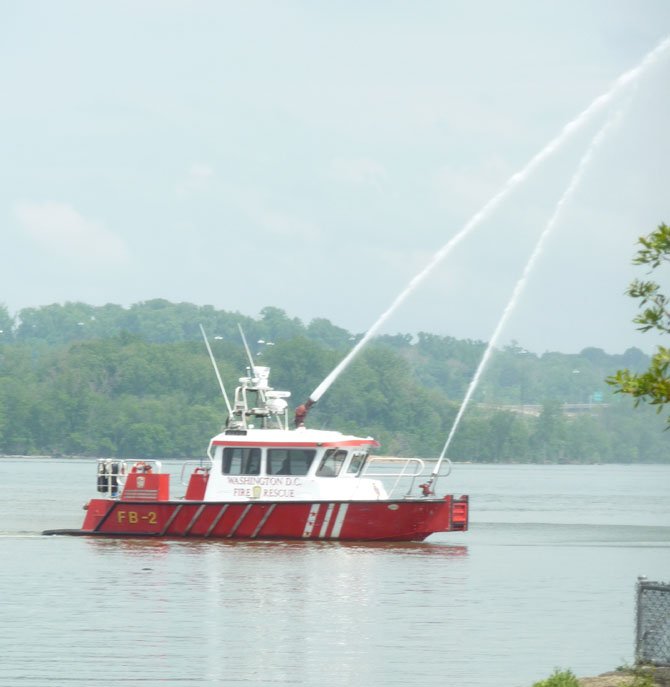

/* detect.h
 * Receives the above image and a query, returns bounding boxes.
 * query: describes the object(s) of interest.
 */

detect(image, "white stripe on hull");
[331,503,349,538]
[302,503,320,538]
[318,503,335,538]
[301,503,350,539]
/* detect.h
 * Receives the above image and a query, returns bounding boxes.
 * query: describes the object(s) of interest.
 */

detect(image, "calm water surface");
[1,460,668,687]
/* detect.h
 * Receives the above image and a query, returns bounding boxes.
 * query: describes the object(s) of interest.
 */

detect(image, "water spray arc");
[425,110,625,493]
[298,35,670,424]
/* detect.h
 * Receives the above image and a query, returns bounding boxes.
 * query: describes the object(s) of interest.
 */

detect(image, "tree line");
[0,300,667,462]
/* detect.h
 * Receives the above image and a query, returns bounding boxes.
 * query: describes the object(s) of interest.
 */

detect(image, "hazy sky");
[2,1,669,354]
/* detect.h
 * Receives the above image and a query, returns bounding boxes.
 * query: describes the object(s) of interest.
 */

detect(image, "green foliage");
[0,299,668,460]
[628,670,656,687]
[411,332,487,401]
[608,223,670,425]
[615,664,659,687]
[609,348,670,421]
[530,669,580,687]
[0,304,14,343]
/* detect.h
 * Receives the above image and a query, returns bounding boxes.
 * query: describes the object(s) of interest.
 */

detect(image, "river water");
[1,459,668,687]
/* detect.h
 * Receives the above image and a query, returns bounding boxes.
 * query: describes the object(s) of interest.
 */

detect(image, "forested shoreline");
[0,300,667,462]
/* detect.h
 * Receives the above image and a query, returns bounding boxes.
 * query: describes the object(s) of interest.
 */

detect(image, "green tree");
[306,318,352,350]
[257,306,304,342]
[531,400,567,461]
[0,304,14,342]
[608,223,670,425]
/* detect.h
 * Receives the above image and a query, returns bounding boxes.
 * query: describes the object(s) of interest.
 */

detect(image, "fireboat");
[44,345,468,541]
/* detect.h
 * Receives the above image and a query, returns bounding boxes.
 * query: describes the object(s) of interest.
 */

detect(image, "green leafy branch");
[608,223,670,425]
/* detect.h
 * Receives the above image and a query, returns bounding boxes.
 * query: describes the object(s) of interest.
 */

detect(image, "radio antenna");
[237,324,256,375]
[199,324,233,416]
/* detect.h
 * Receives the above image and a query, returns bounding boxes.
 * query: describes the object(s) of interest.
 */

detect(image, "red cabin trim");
[211,439,380,448]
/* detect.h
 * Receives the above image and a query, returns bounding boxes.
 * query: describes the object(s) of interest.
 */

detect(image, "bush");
[531,669,580,687]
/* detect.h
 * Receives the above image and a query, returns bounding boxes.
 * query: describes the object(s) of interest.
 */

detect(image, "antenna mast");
[199,324,233,416]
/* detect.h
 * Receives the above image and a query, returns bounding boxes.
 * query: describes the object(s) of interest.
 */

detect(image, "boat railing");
[126,459,163,475]
[429,458,453,494]
[361,457,426,498]
[96,459,127,498]
[96,459,164,498]
[180,460,211,486]
[361,457,453,498]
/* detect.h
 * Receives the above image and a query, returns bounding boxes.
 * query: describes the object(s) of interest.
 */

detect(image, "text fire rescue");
[227,475,301,499]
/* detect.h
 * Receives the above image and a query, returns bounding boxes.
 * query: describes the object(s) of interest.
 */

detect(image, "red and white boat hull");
[56,495,469,542]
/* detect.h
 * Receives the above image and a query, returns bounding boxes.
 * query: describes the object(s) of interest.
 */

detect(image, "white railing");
[96,459,163,497]
[429,458,453,495]
[361,457,426,498]
[96,459,127,497]
[179,460,211,486]
[360,457,453,498]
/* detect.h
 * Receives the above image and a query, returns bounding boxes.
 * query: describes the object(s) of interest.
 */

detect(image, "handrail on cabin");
[361,457,425,498]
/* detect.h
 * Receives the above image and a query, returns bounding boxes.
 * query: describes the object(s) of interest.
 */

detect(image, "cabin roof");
[211,426,379,449]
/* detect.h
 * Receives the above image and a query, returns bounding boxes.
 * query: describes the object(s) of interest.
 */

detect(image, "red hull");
[50,495,468,542]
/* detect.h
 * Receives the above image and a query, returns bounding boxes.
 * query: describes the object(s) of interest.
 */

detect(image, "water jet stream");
[428,110,624,488]
[308,35,670,407]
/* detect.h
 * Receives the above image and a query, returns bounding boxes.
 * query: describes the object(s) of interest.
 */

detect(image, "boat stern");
[81,498,116,531]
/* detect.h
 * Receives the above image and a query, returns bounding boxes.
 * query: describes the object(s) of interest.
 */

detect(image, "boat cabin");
[188,364,391,501]
[200,427,386,502]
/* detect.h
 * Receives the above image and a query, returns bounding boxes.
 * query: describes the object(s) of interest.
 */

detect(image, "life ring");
[131,461,152,474]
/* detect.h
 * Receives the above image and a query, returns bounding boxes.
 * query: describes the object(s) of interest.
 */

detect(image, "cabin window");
[346,452,367,476]
[222,447,261,475]
[267,449,316,476]
[316,449,347,477]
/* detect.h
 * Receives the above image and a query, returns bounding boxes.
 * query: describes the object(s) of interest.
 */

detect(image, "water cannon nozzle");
[294,398,316,428]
